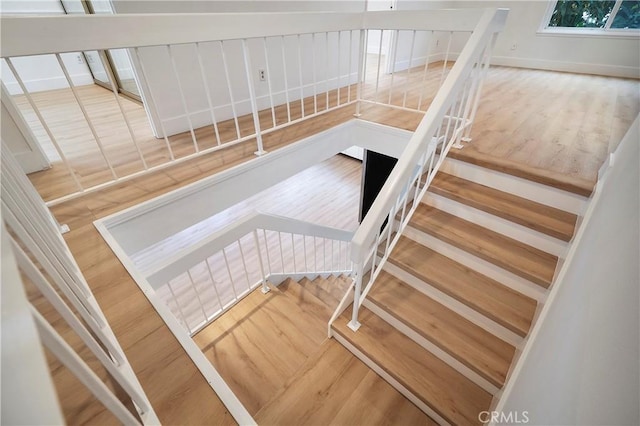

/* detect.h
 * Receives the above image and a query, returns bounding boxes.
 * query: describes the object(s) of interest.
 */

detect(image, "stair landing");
[193,276,434,424]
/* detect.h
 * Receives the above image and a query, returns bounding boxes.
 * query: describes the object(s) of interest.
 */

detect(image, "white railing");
[142,211,353,336]
[1,9,485,205]
[0,146,159,424]
[341,8,508,332]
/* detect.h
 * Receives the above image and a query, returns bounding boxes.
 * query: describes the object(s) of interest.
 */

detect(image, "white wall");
[0,0,95,94]
[1,84,51,172]
[439,0,640,78]
[134,32,360,136]
[1,54,94,95]
[111,0,365,13]
[390,1,470,73]
[496,117,640,425]
[109,1,366,137]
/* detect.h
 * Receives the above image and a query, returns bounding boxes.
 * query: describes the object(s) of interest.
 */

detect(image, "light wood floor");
[194,276,436,425]
[19,65,639,424]
[456,67,639,192]
[18,63,638,202]
[367,68,637,187]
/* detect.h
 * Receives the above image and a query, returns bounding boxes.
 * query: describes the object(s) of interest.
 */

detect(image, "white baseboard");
[491,55,640,79]
[3,74,94,95]
[391,52,461,74]
[160,72,359,137]
[391,55,428,73]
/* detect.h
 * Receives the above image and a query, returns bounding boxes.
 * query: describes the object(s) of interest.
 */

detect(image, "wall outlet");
[258,69,266,81]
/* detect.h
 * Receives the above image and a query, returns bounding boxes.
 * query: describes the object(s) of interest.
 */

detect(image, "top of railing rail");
[144,211,353,288]
[350,7,508,261]
[1,8,494,58]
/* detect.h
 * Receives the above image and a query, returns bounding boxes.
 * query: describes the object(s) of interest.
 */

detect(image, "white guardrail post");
[254,229,271,294]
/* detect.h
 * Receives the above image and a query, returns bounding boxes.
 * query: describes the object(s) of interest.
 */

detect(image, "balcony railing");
[1,10,484,204]
[139,211,354,336]
[1,146,159,424]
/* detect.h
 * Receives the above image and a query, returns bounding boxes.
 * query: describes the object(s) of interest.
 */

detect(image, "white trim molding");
[491,55,640,79]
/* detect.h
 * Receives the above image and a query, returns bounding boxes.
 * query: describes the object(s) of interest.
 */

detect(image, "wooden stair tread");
[298,275,351,308]
[410,204,557,288]
[369,270,514,388]
[446,147,595,197]
[388,236,536,337]
[430,172,577,241]
[194,287,328,414]
[296,277,339,308]
[333,307,492,425]
[277,278,333,323]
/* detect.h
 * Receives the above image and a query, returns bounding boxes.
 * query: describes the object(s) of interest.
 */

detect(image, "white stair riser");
[331,328,451,426]
[440,157,587,214]
[422,193,567,257]
[404,226,548,302]
[363,299,501,395]
[383,261,524,347]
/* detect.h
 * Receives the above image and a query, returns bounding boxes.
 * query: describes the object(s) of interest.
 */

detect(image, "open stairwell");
[331,162,584,425]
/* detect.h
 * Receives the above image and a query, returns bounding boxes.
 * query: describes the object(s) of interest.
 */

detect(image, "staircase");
[331,161,585,425]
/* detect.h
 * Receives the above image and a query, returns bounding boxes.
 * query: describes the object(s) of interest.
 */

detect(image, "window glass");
[610,0,640,28]
[549,0,616,28]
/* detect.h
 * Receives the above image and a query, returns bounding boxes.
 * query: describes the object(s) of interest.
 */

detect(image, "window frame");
[538,0,640,38]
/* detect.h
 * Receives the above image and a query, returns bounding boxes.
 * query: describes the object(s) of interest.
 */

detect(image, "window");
[541,0,640,34]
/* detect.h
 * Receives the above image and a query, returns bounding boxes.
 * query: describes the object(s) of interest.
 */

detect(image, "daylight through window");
[546,0,640,31]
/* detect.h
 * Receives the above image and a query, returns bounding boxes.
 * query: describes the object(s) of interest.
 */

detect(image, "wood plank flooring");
[450,66,639,191]
[15,63,637,202]
[194,276,436,424]
[16,65,638,424]
[255,339,437,426]
[410,204,558,288]
[359,65,639,192]
[430,172,578,241]
[368,270,515,388]
[333,307,492,426]
[388,236,536,337]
